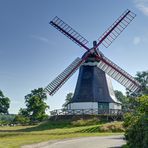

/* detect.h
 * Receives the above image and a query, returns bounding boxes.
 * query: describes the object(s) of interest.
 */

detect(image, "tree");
[0,90,10,114]
[0,114,15,125]
[62,92,73,108]
[114,90,126,103]
[114,90,129,109]
[13,114,30,125]
[125,70,148,106]
[24,88,49,122]
[114,90,141,111]
[124,95,148,148]
[135,71,148,95]
[13,108,30,125]
[18,108,29,117]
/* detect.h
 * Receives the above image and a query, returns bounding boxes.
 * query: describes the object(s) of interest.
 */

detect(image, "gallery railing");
[50,108,127,116]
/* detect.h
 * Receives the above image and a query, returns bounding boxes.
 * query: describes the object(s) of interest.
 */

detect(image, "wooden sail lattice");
[45,57,84,95]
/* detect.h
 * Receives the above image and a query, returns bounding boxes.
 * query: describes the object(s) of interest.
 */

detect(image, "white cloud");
[134,0,148,16]
[133,36,141,45]
[31,35,49,43]
[132,35,148,45]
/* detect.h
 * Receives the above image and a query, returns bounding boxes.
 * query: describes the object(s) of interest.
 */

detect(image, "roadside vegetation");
[123,95,148,148]
[122,71,148,148]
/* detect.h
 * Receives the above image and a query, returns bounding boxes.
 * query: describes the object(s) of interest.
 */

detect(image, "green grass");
[0,120,124,148]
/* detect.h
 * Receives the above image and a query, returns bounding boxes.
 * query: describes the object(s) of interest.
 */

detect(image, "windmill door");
[98,103,109,109]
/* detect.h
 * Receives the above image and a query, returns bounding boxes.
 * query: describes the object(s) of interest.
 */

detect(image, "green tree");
[62,92,73,108]
[18,108,29,117]
[13,108,30,125]
[114,90,126,103]
[135,71,148,95]
[0,114,15,125]
[0,90,10,114]
[114,90,129,109]
[24,88,49,122]
[124,95,148,148]
[13,114,30,125]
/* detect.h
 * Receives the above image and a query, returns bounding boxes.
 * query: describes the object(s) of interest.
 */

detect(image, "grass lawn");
[0,120,124,148]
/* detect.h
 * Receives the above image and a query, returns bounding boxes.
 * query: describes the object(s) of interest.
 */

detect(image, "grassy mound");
[0,119,124,148]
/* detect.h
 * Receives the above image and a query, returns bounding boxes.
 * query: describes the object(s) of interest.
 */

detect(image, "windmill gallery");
[44,10,141,115]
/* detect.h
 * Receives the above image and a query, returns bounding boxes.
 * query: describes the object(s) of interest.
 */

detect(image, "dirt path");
[22,135,126,148]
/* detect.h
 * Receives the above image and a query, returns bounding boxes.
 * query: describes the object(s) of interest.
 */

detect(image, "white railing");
[50,108,126,116]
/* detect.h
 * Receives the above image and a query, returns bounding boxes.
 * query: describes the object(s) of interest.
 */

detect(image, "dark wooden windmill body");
[67,52,121,110]
[45,10,141,111]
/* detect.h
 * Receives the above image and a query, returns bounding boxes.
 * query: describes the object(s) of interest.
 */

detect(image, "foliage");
[135,71,148,95]
[0,114,15,125]
[14,88,49,125]
[62,92,73,108]
[13,115,30,125]
[24,88,49,122]
[0,90,10,114]
[99,121,124,132]
[13,108,30,125]
[114,90,129,109]
[114,90,125,103]
[124,95,148,148]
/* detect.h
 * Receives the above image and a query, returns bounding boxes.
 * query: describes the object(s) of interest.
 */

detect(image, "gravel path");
[22,135,126,148]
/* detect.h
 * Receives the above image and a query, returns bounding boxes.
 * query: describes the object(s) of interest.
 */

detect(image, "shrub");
[99,121,124,132]
[124,95,148,148]
[13,115,30,125]
[71,118,100,126]
[0,114,15,125]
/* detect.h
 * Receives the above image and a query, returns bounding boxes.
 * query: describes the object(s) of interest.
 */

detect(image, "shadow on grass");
[0,119,73,132]
[21,120,73,132]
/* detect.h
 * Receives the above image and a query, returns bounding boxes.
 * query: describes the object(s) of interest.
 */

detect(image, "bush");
[0,114,15,125]
[124,95,148,148]
[99,121,124,132]
[71,118,100,126]
[13,115,30,125]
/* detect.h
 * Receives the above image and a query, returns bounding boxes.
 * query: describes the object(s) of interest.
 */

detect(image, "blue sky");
[0,0,148,114]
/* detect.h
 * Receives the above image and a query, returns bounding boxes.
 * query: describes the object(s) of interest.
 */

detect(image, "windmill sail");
[96,9,136,49]
[97,53,141,93]
[44,57,84,95]
[50,16,89,50]
[46,10,141,97]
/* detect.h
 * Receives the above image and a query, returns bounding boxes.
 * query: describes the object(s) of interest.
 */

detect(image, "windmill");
[45,10,141,111]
